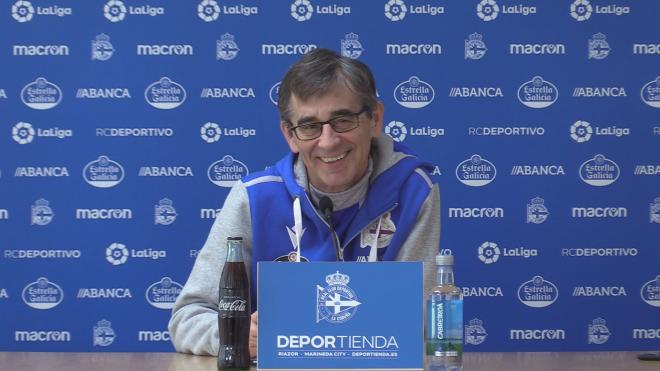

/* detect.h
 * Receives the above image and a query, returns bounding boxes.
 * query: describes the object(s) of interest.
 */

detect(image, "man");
[168,48,440,356]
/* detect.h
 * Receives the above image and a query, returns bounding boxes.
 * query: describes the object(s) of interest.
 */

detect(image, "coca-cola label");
[219,297,247,313]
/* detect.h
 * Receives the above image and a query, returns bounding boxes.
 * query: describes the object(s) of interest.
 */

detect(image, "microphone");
[319,196,343,261]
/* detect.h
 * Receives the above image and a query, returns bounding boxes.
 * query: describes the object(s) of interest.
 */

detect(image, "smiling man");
[169,48,440,357]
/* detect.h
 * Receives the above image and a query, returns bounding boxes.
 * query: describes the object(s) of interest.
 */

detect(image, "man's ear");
[280,121,300,153]
[370,101,385,137]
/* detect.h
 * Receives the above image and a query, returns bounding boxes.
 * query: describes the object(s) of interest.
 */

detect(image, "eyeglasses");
[287,107,370,141]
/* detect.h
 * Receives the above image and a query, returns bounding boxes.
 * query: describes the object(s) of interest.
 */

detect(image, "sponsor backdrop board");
[0,0,658,352]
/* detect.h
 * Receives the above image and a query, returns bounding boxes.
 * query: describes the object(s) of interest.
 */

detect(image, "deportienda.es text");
[277,335,398,349]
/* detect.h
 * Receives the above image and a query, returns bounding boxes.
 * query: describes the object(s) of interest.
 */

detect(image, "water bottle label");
[426,298,463,357]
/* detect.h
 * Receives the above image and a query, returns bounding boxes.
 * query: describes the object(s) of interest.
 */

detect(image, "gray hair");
[277,48,378,122]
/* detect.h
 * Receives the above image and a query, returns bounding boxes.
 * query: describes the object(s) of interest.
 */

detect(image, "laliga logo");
[106,243,129,265]
[570,120,593,143]
[12,122,35,144]
[22,277,63,309]
[198,0,220,22]
[104,0,127,22]
[385,121,407,142]
[570,0,592,21]
[201,122,221,143]
[465,318,488,345]
[291,0,313,21]
[478,241,500,264]
[579,154,620,186]
[385,0,406,21]
[316,271,361,324]
[12,0,34,22]
[477,0,499,22]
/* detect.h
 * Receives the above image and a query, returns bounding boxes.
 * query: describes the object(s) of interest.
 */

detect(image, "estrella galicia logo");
[93,319,116,347]
[477,0,499,21]
[527,197,549,224]
[456,154,496,187]
[571,120,593,143]
[465,318,488,345]
[201,122,221,143]
[316,271,361,323]
[145,277,183,309]
[641,77,660,108]
[31,198,54,226]
[21,77,62,110]
[579,154,620,186]
[517,76,558,108]
[12,0,34,22]
[104,0,127,22]
[145,77,186,109]
[517,275,558,308]
[640,275,660,307]
[207,155,249,187]
[22,277,63,309]
[465,32,487,60]
[570,0,592,21]
[385,121,407,142]
[83,155,125,188]
[12,122,35,144]
[588,318,610,345]
[651,197,660,224]
[106,242,129,265]
[269,82,281,106]
[394,76,434,109]
[217,33,239,60]
[92,34,114,61]
[154,198,177,225]
[588,33,610,60]
[291,0,313,21]
[341,33,363,59]
[384,0,406,21]
[198,0,220,22]
[478,241,500,264]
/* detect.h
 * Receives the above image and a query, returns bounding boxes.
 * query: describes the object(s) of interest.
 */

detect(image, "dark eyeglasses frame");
[286,107,370,141]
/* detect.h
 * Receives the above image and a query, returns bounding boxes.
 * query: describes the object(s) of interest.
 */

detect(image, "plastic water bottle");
[425,254,463,371]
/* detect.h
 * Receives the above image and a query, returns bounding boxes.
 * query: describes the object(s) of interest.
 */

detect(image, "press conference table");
[0,351,657,370]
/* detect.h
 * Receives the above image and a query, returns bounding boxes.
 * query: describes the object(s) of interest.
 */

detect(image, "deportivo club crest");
[93,319,116,347]
[465,32,487,60]
[216,33,240,60]
[341,33,363,59]
[465,318,488,345]
[588,33,610,60]
[92,34,114,61]
[154,198,177,225]
[527,197,549,224]
[588,318,611,345]
[316,271,361,324]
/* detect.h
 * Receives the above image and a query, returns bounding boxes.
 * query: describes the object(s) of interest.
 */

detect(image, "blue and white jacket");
[169,135,440,355]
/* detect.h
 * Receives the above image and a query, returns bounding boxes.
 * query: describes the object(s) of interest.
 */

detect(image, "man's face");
[280,86,383,193]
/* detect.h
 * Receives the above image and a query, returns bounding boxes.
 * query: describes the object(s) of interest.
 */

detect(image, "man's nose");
[316,123,341,147]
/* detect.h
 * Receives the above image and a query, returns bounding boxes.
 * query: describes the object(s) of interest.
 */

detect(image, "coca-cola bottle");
[218,237,251,370]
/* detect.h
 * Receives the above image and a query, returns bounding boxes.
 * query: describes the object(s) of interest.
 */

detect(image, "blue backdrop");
[1,0,658,352]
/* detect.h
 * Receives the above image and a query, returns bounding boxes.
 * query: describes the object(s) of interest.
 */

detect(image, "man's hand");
[249,311,258,358]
